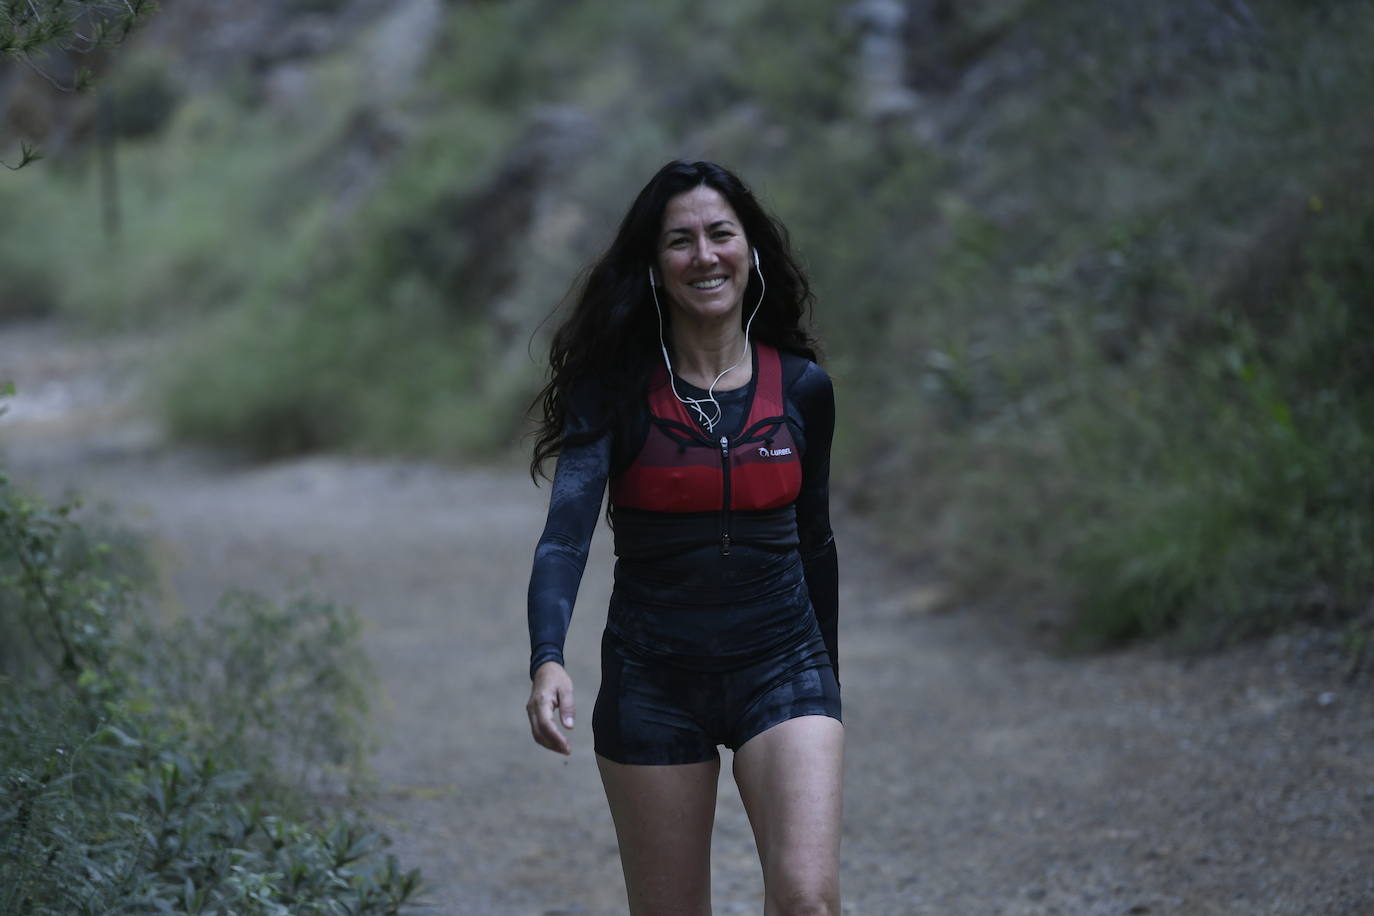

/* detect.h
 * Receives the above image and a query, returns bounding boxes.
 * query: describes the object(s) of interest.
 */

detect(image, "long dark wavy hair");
[530,159,821,480]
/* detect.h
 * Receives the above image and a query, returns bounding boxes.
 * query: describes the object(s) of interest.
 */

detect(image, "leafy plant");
[0,466,426,913]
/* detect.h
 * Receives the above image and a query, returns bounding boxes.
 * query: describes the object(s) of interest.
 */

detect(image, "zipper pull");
[719,435,729,458]
[720,533,731,556]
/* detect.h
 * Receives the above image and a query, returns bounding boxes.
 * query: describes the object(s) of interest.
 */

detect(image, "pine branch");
[0,140,44,170]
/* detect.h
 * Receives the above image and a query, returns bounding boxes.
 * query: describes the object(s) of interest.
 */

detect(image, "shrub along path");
[1,320,1370,915]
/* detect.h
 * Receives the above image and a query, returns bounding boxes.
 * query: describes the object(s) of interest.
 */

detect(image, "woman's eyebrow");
[661,219,738,240]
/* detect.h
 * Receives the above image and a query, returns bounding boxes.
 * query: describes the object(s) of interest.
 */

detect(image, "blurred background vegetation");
[0,466,423,911]
[2,0,1371,651]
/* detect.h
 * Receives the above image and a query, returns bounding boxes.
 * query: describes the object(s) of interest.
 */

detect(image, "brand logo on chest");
[757,446,793,458]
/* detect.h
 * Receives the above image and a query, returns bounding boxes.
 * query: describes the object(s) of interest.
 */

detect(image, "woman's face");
[656,185,751,328]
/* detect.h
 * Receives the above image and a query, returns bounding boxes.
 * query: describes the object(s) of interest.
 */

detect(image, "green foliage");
[1,0,158,167]
[432,0,853,130]
[0,487,136,685]
[1055,193,1374,647]
[156,254,529,458]
[0,467,425,913]
[141,588,375,789]
[2,702,422,915]
[0,0,157,66]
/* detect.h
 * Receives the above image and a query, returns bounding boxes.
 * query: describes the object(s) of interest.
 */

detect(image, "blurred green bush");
[104,54,182,139]
[0,467,424,913]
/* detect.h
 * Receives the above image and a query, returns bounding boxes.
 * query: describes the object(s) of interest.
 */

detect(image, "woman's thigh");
[732,716,845,914]
[597,754,721,916]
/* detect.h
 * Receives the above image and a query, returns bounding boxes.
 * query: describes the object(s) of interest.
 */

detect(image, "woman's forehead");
[660,186,740,234]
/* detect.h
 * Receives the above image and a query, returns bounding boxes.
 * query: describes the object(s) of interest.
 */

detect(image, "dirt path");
[2,321,1371,915]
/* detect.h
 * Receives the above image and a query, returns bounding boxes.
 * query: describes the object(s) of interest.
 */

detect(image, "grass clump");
[0,465,424,914]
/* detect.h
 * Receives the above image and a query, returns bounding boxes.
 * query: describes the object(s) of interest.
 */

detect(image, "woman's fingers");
[555,681,576,730]
[527,695,566,754]
[527,663,575,755]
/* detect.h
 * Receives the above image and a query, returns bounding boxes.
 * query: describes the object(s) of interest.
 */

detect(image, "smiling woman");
[525,160,843,915]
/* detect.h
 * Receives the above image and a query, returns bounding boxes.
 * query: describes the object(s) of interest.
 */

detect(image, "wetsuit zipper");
[719,435,732,557]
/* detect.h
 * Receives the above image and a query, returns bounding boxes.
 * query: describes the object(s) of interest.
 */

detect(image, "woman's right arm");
[525,420,610,755]
[527,430,610,676]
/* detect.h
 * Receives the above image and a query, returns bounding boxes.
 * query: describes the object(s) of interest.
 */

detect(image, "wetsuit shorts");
[592,621,840,766]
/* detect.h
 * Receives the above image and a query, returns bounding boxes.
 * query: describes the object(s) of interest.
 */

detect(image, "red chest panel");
[610,343,803,513]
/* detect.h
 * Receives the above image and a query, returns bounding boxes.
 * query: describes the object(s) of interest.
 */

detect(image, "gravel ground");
[2,321,1371,915]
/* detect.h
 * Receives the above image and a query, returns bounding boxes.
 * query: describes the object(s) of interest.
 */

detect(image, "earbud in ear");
[649,266,657,287]
[752,248,761,272]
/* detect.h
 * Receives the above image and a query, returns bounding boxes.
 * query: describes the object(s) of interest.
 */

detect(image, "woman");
[525,159,842,916]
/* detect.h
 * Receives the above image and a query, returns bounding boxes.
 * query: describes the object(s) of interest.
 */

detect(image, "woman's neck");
[670,320,751,390]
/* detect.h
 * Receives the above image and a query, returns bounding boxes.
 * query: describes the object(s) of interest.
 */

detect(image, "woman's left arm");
[791,361,839,681]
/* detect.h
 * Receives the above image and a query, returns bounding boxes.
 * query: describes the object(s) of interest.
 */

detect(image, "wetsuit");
[527,343,840,765]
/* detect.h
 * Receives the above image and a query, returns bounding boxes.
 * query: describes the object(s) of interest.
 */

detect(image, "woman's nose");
[691,237,717,264]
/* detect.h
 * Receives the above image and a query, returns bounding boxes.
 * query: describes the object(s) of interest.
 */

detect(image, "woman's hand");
[526,661,576,755]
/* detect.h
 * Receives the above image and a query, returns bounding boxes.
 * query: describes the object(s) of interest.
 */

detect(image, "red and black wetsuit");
[527,343,840,765]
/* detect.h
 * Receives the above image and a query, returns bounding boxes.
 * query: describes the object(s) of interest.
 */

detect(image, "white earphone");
[649,248,764,433]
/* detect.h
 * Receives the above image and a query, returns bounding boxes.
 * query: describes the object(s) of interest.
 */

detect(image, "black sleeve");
[526,394,611,679]
[787,358,839,681]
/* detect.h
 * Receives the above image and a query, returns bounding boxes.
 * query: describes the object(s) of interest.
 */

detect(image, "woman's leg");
[597,754,722,916]
[732,716,845,916]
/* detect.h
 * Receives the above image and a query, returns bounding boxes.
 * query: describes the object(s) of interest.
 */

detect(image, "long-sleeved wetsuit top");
[527,347,838,681]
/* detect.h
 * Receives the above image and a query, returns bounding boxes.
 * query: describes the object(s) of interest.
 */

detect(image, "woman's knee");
[765,869,839,916]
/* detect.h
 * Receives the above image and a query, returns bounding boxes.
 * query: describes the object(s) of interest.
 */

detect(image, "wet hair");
[529,159,820,480]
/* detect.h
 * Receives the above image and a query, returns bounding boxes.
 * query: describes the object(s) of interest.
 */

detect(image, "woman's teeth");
[689,277,726,290]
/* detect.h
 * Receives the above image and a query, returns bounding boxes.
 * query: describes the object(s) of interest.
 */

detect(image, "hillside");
[3,0,1372,647]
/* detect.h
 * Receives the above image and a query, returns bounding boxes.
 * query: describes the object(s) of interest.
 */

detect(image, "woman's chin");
[670,297,745,326]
